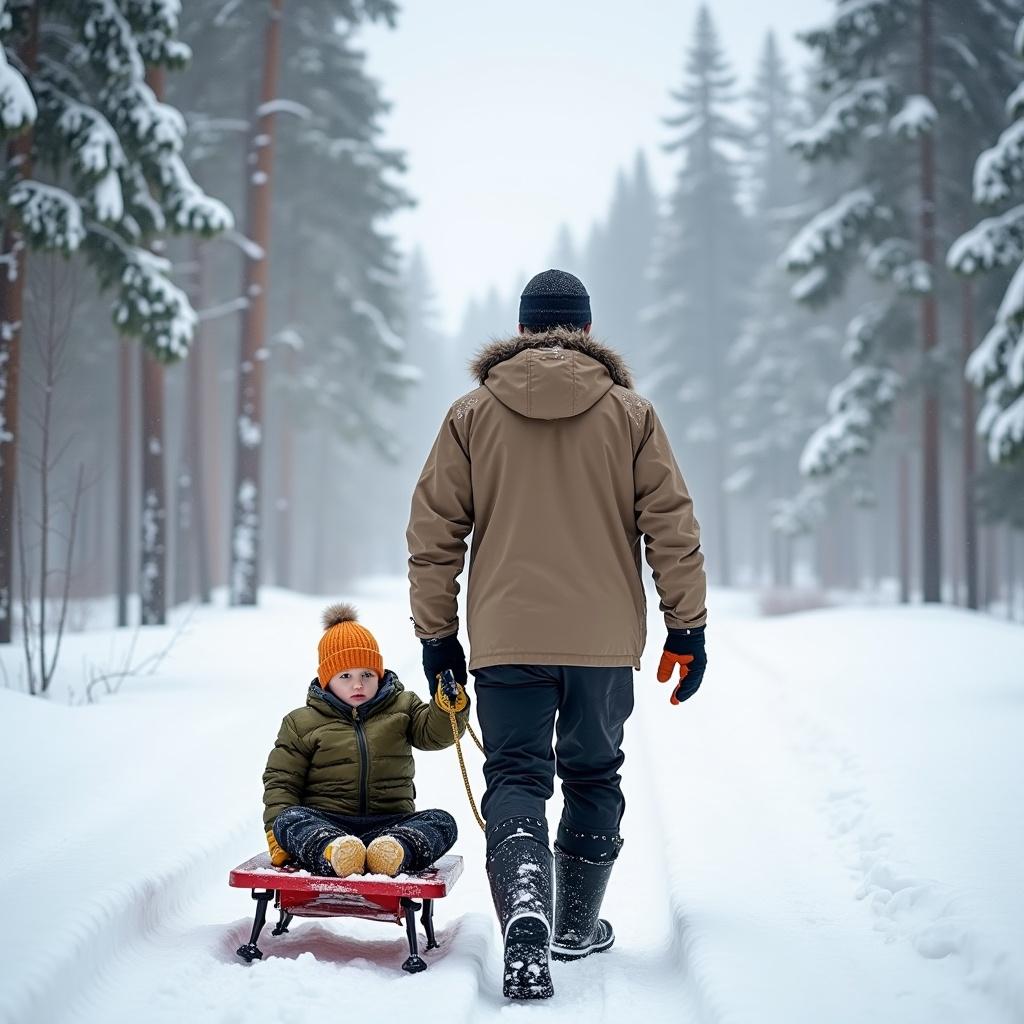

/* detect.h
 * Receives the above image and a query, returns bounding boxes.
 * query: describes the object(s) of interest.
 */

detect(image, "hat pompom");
[322,602,359,630]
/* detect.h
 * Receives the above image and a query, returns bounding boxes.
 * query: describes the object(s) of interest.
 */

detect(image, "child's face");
[327,667,380,707]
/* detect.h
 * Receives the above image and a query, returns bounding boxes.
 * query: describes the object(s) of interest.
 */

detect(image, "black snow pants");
[272,806,457,876]
[471,664,633,863]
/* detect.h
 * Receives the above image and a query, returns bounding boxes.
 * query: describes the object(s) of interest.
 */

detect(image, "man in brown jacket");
[406,269,707,1000]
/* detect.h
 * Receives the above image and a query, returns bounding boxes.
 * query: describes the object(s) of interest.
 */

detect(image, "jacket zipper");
[352,708,369,815]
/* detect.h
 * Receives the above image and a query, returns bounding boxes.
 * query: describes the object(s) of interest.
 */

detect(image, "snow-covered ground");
[2,580,1022,1024]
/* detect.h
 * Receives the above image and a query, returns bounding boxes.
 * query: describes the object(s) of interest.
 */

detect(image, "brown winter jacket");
[406,327,707,671]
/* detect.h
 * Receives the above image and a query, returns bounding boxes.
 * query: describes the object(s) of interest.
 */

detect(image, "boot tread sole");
[503,916,553,999]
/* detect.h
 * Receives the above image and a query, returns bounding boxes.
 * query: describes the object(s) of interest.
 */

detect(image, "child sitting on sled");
[263,603,470,878]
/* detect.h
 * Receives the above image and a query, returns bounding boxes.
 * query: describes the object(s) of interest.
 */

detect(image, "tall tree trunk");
[961,277,979,609]
[173,440,190,605]
[848,501,861,591]
[982,524,997,610]
[0,5,39,644]
[1007,527,1017,621]
[184,239,212,604]
[694,81,731,587]
[274,341,296,589]
[948,444,962,604]
[818,506,839,592]
[140,68,168,626]
[918,0,943,602]
[873,493,886,596]
[310,434,329,594]
[140,348,167,624]
[229,0,284,605]
[750,491,762,587]
[770,480,785,587]
[90,473,104,600]
[898,437,912,604]
[201,291,226,596]
[118,338,134,625]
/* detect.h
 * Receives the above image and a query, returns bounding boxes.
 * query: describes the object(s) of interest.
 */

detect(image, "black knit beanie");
[518,269,592,329]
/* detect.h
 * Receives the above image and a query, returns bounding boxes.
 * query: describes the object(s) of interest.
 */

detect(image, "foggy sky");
[362,0,831,334]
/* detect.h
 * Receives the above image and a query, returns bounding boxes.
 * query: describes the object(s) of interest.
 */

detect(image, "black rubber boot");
[486,832,554,999]
[550,845,617,961]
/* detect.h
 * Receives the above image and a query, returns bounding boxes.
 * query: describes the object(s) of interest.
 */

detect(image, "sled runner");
[228,853,463,973]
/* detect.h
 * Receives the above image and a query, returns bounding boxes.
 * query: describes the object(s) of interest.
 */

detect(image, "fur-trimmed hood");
[468,327,634,421]
[469,327,634,389]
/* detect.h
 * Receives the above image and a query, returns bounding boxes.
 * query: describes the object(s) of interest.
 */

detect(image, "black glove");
[421,633,467,697]
[656,626,706,705]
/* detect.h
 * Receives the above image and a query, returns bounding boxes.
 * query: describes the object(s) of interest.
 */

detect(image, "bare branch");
[197,295,249,322]
[16,487,36,696]
[45,464,85,688]
[84,603,197,703]
[47,433,75,472]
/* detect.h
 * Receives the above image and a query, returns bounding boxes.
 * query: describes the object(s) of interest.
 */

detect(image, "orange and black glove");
[656,626,706,705]
[266,829,289,867]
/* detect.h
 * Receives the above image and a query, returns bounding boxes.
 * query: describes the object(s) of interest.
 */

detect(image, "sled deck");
[229,852,463,973]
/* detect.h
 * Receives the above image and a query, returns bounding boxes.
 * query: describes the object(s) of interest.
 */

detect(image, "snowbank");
[1,584,1021,1023]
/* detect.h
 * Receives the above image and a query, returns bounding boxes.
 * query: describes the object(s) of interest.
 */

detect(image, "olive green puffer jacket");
[262,670,469,830]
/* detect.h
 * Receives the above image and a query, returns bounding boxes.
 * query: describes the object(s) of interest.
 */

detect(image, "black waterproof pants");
[472,664,633,862]
[272,806,457,876]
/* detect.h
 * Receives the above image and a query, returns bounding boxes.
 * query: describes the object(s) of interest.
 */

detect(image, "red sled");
[228,853,464,973]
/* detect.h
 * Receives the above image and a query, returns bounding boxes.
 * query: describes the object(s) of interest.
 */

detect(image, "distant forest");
[2,0,1023,669]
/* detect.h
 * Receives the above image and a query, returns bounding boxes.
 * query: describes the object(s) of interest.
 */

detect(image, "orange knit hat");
[317,603,384,687]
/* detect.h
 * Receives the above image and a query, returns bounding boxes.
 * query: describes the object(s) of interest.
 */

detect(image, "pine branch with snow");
[0,33,35,133]
[770,480,830,537]
[782,188,890,306]
[784,188,888,272]
[799,0,913,84]
[788,0,1020,486]
[799,365,902,477]
[0,0,234,360]
[788,78,893,161]
[113,245,197,361]
[864,238,932,294]
[950,14,1024,464]
[949,205,1024,273]
[889,94,937,140]
[8,180,86,251]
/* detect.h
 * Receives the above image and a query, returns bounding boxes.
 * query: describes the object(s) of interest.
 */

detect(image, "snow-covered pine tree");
[785,0,1021,602]
[0,0,36,645]
[140,66,171,628]
[0,0,232,641]
[730,33,837,586]
[648,4,753,586]
[263,3,413,591]
[585,151,659,382]
[949,15,1024,585]
[402,247,446,438]
[949,16,1024,466]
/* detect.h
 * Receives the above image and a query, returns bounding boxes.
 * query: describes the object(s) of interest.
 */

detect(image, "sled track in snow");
[631,694,731,1024]
[1,818,253,1024]
[725,631,1024,1023]
[439,803,708,1023]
